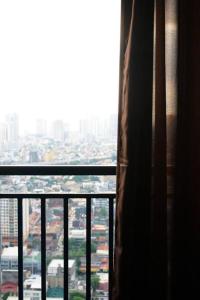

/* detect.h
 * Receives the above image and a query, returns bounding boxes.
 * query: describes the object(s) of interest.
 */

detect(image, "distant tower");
[79,117,101,138]
[6,113,19,147]
[52,120,65,142]
[79,119,88,138]
[109,114,117,138]
[0,123,8,150]
[36,119,47,137]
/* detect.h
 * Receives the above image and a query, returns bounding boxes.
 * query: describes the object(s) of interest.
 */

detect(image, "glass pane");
[69,199,86,299]
[46,198,64,299]
[0,198,19,299]
[23,198,41,300]
[0,0,120,166]
[0,176,116,194]
[91,198,109,299]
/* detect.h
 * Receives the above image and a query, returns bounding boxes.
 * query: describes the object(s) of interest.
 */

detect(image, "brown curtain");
[114,1,154,299]
[171,0,200,299]
[113,0,200,299]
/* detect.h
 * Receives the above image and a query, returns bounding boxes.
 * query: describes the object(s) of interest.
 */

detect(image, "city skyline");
[0,112,118,137]
[0,0,120,133]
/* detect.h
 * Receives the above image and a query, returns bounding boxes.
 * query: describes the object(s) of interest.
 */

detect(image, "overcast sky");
[0,0,120,132]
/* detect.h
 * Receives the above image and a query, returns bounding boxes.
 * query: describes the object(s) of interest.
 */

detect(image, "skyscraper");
[52,120,65,142]
[6,113,19,147]
[0,199,29,245]
[108,114,117,138]
[36,119,47,137]
[0,123,8,150]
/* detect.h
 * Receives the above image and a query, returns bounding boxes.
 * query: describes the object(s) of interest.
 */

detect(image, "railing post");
[64,197,69,300]
[109,197,114,300]
[41,197,46,300]
[18,196,23,300]
[86,197,91,300]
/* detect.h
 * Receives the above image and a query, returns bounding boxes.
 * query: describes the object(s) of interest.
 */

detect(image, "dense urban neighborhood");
[0,114,117,300]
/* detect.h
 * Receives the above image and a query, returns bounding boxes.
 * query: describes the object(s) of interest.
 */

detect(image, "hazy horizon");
[0,0,120,133]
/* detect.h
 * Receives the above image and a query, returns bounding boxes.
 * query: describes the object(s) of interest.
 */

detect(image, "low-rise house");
[47,259,76,288]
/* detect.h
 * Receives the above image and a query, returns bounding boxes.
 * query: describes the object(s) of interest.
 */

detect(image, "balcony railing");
[0,165,116,300]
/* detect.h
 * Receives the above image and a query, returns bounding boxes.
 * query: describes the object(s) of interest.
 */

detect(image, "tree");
[91,275,100,294]
[90,175,100,182]
[73,175,89,183]
[70,291,85,300]
[31,238,41,249]
[91,241,97,253]
[2,293,10,300]
[76,257,81,275]
[99,207,107,219]
[69,239,86,258]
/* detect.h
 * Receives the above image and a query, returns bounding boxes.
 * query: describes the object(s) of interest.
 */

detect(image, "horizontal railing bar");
[0,165,175,176]
[0,165,116,176]
[0,193,116,198]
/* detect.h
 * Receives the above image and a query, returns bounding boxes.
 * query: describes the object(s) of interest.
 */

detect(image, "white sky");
[0,0,120,132]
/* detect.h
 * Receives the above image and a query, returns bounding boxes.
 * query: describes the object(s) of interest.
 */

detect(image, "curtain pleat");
[114,0,200,299]
[171,1,200,299]
[113,1,154,299]
[151,0,167,299]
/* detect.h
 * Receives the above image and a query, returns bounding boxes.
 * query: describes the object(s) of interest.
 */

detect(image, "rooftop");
[2,247,18,258]
[24,275,42,290]
[69,229,86,239]
[48,259,75,275]
[47,287,64,298]
[1,246,26,258]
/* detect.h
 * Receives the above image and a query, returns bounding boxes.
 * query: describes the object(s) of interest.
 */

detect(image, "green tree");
[91,241,97,253]
[31,238,41,249]
[70,291,85,300]
[99,207,107,218]
[91,275,100,294]
[73,175,89,183]
[76,257,81,275]
[90,175,100,182]
[69,239,86,258]
[2,293,10,300]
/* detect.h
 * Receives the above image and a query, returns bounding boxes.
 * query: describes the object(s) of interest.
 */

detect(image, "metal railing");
[0,165,116,300]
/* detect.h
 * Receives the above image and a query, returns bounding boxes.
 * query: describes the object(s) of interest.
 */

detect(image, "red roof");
[99,282,108,292]
[0,282,18,293]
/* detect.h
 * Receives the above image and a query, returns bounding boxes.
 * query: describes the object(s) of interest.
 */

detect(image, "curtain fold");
[151,0,167,299]
[171,1,200,299]
[114,0,200,299]
[113,1,154,299]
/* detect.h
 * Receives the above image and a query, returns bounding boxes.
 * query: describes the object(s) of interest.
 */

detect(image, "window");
[0,1,119,299]
[0,0,120,166]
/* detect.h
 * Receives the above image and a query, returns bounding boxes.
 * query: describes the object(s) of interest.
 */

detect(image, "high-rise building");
[108,114,117,138]
[0,123,8,150]
[36,119,47,137]
[0,199,29,245]
[79,115,117,139]
[6,113,19,147]
[79,117,102,138]
[52,120,65,142]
